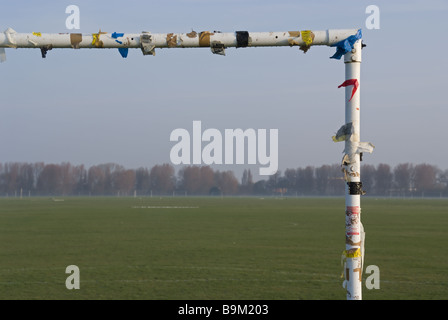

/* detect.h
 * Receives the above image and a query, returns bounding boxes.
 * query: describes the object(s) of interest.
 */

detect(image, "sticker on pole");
[346,206,360,235]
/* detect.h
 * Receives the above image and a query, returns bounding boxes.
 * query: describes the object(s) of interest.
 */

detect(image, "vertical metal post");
[343,40,363,300]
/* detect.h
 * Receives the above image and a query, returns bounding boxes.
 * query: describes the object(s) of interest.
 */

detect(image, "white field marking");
[131,206,199,209]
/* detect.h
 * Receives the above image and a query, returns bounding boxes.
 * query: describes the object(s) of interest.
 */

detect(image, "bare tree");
[114,169,136,196]
[149,163,175,195]
[87,165,106,195]
[135,167,150,195]
[296,166,315,196]
[178,166,199,195]
[327,164,345,196]
[315,165,331,196]
[1,161,446,197]
[240,169,254,195]
[414,163,439,193]
[393,163,414,194]
[375,163,392,196]
[36,164,63,195]
[199,166,215,194]
[215,170,239,195]
[361,164,376,195]
[284,168,297,192]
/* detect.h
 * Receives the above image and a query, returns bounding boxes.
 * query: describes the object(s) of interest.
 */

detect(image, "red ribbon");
[338,79,359,102]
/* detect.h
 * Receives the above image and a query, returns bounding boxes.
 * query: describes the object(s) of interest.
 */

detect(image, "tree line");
[0,162,447,197]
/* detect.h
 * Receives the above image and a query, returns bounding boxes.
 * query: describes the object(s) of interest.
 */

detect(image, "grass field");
[0,196,447,300]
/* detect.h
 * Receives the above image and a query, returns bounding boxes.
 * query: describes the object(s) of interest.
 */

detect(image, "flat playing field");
[0,197,447,300]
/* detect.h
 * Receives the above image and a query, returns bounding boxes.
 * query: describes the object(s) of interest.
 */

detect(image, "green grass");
[0,196,447,300]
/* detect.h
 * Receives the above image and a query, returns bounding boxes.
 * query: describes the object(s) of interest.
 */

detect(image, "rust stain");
[186,31,197,38]
[166,33,177,48]
[288,31,300,38]
[199,31,214,47]
[70,33,82,49]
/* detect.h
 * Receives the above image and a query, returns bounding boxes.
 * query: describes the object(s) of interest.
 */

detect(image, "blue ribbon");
[118,48,128,58]
[330,29,362,60]
[111,32,124,44]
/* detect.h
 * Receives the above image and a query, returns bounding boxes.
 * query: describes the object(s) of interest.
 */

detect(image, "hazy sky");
[1,0,447,180]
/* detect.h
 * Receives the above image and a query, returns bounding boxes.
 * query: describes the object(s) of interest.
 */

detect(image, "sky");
[1,0,447,180]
